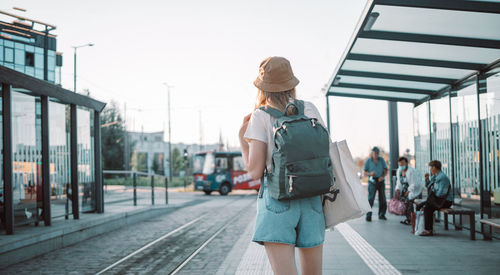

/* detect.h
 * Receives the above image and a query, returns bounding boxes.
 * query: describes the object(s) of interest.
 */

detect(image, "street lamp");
[163,82,174,182]
[72,43,94,93]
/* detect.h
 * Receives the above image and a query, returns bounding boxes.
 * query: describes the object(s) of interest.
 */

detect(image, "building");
[126,130,222,177]
[0,11,105,235]
[127,131,168,175]
[325,0,500,238]
[0,10,62,84]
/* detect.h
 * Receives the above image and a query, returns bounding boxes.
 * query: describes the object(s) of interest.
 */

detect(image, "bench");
[480,218,500,240]
[440,206,475,240]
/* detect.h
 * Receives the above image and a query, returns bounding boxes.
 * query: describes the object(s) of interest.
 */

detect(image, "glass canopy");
[327,0,500,104]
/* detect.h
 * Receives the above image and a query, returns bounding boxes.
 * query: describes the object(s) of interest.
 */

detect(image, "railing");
[102,170,168,206]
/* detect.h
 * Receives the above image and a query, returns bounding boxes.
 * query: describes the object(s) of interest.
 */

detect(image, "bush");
[103,175,193,188]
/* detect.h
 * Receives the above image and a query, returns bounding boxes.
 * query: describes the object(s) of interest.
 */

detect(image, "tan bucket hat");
[254,56,300,92]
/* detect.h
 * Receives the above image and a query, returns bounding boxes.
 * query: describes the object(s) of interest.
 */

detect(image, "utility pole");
[183,148,188,191]
[163,83,174,182]
[199,110,203,152]
[72,43,94,93]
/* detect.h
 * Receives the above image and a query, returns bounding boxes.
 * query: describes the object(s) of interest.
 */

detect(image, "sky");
[2,0,414,159]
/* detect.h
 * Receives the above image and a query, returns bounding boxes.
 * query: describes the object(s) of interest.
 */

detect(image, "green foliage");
[104,176,192,188]
[101,101,134,170]
[172,147,185,176]
[135,152,148,172]
[152,158,160,174]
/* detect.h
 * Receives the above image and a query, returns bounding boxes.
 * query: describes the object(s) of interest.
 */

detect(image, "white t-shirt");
[243,101,327,171]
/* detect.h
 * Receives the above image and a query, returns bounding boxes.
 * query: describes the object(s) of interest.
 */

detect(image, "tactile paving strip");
[336,223,401,275]
[234,242,273,275]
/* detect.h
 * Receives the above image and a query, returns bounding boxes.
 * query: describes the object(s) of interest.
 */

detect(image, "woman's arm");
[239,114,267,181]
[395,168,402,191]
[241,140,267,180]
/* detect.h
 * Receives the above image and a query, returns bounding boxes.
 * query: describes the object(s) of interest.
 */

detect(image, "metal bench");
[479,218,500,240]
[440,206,475,240]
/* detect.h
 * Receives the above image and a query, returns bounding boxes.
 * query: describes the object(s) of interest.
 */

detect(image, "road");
[1,191,257,275]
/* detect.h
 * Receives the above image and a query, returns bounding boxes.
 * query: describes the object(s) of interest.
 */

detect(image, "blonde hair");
[254,88,297,115]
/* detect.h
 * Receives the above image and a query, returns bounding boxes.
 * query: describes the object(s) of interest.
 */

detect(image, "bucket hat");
[254,56,300,92]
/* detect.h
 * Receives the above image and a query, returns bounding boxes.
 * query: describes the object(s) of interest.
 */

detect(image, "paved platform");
[0,189,201,268]
[224,211,500,275]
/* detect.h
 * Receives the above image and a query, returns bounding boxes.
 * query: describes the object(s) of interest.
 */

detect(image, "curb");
[0,203,190,269]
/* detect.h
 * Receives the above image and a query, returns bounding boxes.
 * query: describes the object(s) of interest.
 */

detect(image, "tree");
[152,157,159,174]
[101,101,134,170]
[172,147,185,176]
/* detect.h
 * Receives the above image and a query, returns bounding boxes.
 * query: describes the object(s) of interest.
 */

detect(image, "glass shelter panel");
[12,90,42,226]
[481,70,500,220]
[413,102,430,177]
[342,60,475,79]
[451,83,480,210]
[49,101,72,219]
[337,75,447,91]
[77,108,95,213]
[352,38,500,64]
[430,95,452,179]
[371,5,500,40]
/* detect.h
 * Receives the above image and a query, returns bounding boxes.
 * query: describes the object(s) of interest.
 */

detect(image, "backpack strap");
[259,106,284,118]
[258,167,268,198]
[284,100,304,116]
[260,100,305,118]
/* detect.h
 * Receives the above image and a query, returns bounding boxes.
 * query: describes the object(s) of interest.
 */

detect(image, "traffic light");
[183,149,188,161]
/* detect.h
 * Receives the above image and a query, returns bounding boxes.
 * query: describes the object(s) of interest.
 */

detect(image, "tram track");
[95,196,256,275]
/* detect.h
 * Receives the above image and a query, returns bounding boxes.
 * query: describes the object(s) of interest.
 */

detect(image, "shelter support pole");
[477,74,490,235]
[2,83,14,234]
[388,101,399,199]
[326,94,331,134]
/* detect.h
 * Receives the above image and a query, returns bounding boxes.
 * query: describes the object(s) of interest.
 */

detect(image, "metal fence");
[103,170,168,206]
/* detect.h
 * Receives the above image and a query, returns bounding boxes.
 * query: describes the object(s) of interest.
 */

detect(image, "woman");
[395,156,422,225]
[238,56,326,275]
[419,160,453,236]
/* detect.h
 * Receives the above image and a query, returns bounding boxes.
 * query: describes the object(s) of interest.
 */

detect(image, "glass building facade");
[0,14,105,235]
[0,34,62,84]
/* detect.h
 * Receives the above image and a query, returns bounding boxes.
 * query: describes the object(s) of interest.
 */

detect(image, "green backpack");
[259,100,335,200]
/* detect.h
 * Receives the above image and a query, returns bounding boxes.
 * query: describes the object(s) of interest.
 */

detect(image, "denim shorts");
[252,181,325,248]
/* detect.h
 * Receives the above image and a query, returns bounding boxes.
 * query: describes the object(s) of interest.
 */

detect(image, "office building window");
[5,47,13,63]
[25,52,34,67]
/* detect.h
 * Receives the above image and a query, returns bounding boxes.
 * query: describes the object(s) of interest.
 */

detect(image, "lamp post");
[72,43,94,93]
[163,83,174,182]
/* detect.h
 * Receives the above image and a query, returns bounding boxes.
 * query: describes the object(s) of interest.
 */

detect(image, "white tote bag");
[323,140,371,230]
[414,210,425,236]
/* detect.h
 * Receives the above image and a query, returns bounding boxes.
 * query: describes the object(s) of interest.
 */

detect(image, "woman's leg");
[298,244,323,275]
[264,242,298,275]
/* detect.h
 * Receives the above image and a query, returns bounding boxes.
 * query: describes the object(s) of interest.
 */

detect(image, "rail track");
[95,196,256,274]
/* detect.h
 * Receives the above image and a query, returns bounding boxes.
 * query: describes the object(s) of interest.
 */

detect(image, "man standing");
[363,147,388,221]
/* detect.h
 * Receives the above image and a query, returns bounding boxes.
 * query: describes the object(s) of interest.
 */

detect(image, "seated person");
[395,157,422,225]
[419,160,453,236]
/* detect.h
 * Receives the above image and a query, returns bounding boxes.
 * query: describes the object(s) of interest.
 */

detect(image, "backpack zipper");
[288,175,297,193]
[311,118,317,127]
